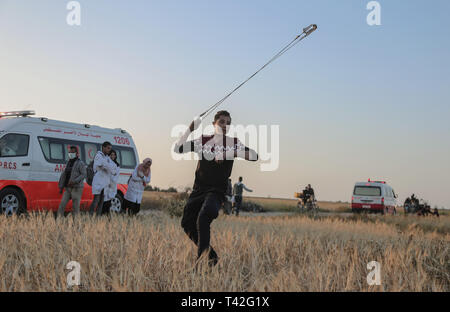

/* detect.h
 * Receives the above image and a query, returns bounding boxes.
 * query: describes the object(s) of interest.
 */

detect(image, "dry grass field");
[141,191,449,215]
[0,208,448,291]
[244,196,351,212]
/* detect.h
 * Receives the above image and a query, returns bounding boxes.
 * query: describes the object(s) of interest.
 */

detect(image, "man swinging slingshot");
[174,111,258,266]
[174,24,317,267]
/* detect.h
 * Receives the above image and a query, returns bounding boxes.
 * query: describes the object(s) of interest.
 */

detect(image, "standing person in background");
[233,176,253,216]
[57,146,86,218]
[123,158,152,215]
[102,149,120,215]
[222,178,233,215]
[226,178,232,196]
[305,184,315,201]
[411,193,419,207]
[89,141,114,216]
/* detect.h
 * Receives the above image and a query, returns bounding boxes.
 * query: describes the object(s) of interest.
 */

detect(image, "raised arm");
[130,166,143,182]
[130,166,151,185]
[173,117,202,154]
[243,184,253,192]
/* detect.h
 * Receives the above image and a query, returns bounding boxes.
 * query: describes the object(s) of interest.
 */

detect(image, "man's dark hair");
[69,146,78,152]
[214,110,231,123]
[239,176,243,182]
[102,141,112,148]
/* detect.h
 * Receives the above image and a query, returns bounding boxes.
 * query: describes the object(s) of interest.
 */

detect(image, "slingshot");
[199,24,318,119]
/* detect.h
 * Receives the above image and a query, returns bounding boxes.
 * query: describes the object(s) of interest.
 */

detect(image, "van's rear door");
[353,185,382,209]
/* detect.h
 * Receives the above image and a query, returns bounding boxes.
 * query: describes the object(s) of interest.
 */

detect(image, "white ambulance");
[351,179,398,214]
[0,111,139,215]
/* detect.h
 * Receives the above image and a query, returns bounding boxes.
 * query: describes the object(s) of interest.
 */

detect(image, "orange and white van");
[351,179,398,214]
[0,111,139,215]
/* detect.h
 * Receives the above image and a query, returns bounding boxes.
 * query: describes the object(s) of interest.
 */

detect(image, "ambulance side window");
[39,137,51,159]
[114,148,122,166]
[114,146,137,169]
[50,143,64,161]
[38,137,65,163]
[0,133,30,157]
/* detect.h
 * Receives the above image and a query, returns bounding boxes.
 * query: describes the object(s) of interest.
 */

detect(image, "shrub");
[240,200,264,212]
[163,196,186,218]
[156,192,189,218]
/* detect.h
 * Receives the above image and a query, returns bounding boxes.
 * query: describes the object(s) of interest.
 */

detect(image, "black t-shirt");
[304,187,314,196]
[177,135,250,195]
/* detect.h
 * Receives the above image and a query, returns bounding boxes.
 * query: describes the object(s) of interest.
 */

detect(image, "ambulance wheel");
[110,193,123,213]
[0,188,27,216]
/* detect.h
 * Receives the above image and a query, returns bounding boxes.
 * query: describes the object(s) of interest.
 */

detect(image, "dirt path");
[231,211,353,218]
[139,209,353,218]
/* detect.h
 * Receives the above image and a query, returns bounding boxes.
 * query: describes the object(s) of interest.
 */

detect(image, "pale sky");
[1,0,449,207]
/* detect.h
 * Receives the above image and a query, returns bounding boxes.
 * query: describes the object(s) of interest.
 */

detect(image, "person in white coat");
[101,149,120,215]
[123,158,152,215]
[89,141,114,216]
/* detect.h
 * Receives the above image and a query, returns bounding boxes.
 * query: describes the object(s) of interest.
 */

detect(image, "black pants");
[89,190,104,216]
[123,199,141,216]
[234,195,242,216]
[181,190,223,265]
[101,200,111,215]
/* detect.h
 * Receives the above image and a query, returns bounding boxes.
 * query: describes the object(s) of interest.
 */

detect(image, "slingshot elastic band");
[199,24,318,119]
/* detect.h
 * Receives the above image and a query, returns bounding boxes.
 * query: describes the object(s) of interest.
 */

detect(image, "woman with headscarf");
[123,158,152,215]
[102,149,120,215]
